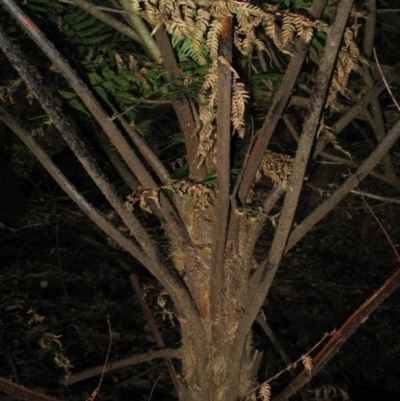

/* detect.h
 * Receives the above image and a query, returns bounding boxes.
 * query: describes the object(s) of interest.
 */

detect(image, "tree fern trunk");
[179,317,256,401]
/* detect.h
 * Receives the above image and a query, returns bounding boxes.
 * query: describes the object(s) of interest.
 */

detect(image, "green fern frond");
[58,90,89,116]
[26,0,60,14]
[66,9,94,30]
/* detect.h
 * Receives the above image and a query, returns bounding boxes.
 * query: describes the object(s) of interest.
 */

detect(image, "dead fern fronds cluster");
[256,150,294,190]
[261,9,319,56]
[130,0,323,63]
[127,1,364,168]
[164,179,216,212]
[128,1,366,169]
[126,187,161,213]
[126,179,216,215]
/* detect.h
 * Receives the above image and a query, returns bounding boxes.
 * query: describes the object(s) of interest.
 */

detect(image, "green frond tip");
[58,90,89,116]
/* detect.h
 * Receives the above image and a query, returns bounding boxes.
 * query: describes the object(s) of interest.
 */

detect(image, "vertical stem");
[210,16,233,321]
[237,0,329,204]
[229,1,355,394]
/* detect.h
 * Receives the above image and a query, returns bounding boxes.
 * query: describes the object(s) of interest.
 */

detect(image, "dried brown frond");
[320,122,352,160]
[258,382,271,401]
[207,18,223,60]
[326,25,363,109]
[126,186,161,213]
[232,80,249,138]
[197,61,219,168]
[301,354,313,375]
[115,53,125,71]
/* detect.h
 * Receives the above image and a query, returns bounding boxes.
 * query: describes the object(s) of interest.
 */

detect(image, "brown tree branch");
[111,108,193,248]
[283,112,394,185]
[0,29,199,324]
[0,106,150,270]
[113,109,171,185]
[230,0,355,389]
[59,348,182,386]
[363,0,376,58]
[260,0,355,303]
[312,65,400,158]
[0,0,192,254]
[154,27,206,181]
[359,0,400,189]
[237,0,328,204]
[0,377,66,401]
[273,263,400,401]
[351,189,400,204]
[373,50,400,111]
[275,190,400,399]
[285,116,400,253]
[210,19,233,322]
[0,24,157,258]
[256,315,292,370]
[112,107,194,246]
[255,106,394,249]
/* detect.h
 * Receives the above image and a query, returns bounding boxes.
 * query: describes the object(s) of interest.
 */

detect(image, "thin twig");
[87,316,113,401]
[59,348,182,386]
[350,189,400,204]
[373,48,400,111]
[130,273,180,393]
[360,192,400,261]
[245,330,333,401]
